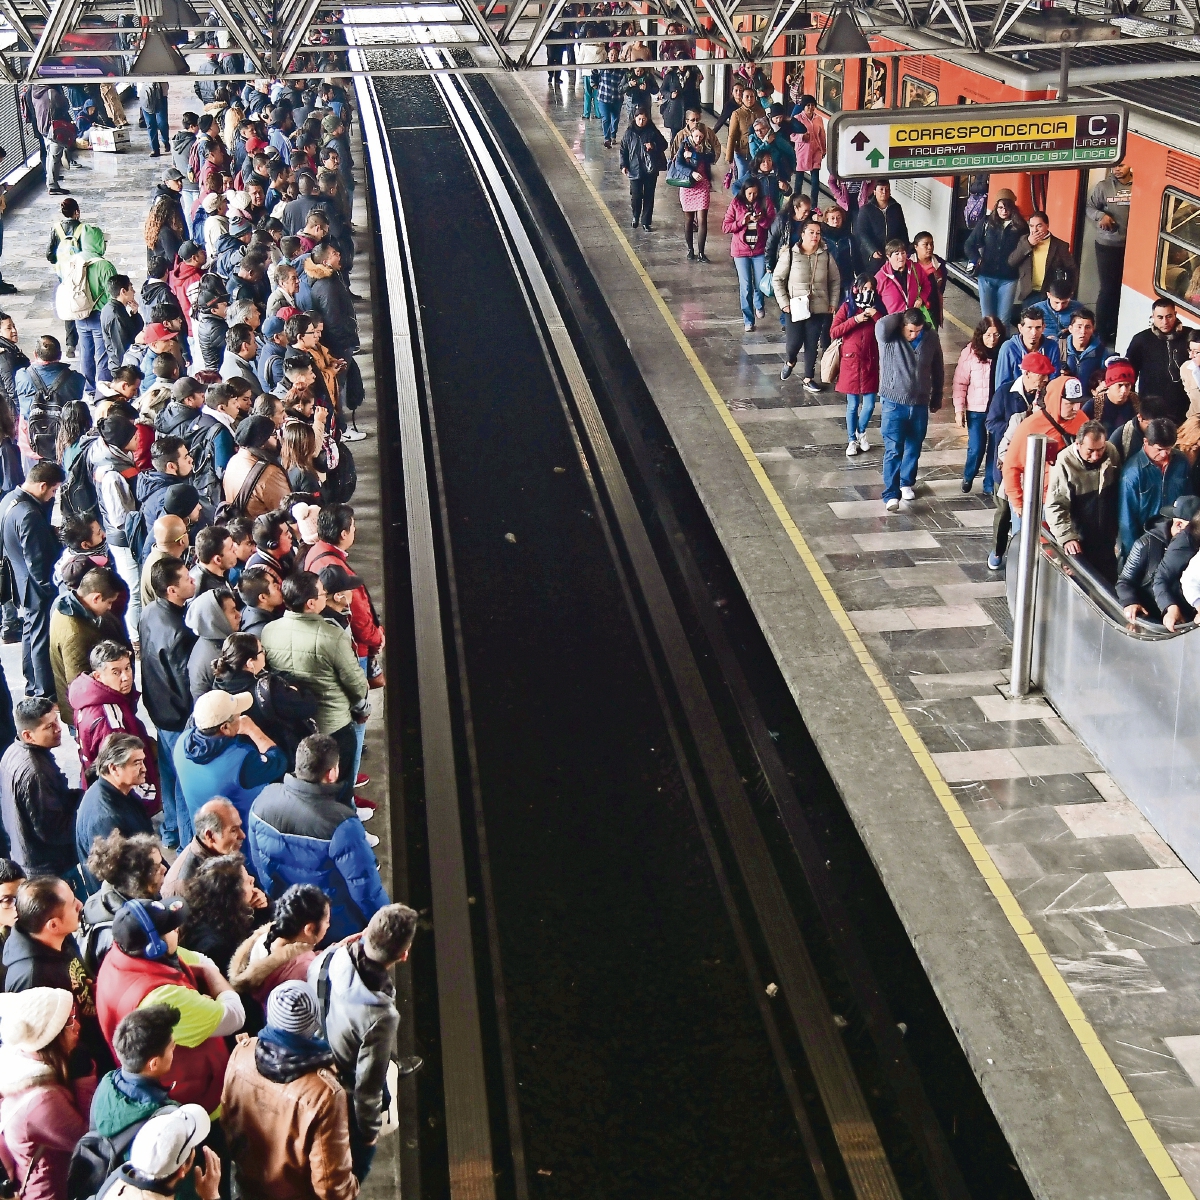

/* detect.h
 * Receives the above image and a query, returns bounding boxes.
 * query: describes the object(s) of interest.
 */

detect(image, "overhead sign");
[828,101,1128,180]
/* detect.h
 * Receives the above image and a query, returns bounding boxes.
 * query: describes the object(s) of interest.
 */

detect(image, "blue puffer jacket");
[174,722,287,879]
[249,774,388,942]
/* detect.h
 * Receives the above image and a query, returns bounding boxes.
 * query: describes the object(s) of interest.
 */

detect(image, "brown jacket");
[222,448,291,517]
[724,101,765,163]
[161,836,219,898]
[221,1034,359,1200]
[1008,232,1078,301]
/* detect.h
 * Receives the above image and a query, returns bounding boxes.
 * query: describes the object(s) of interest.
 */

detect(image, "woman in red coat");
[831,273,882,457]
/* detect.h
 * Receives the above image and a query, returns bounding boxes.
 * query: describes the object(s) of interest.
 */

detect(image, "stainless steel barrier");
[1007,540,1200,877]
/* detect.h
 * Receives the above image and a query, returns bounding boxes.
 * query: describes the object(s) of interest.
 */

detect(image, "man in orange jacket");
[1003,373,1088,522]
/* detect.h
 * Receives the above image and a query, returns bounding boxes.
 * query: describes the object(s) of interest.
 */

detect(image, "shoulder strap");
[110,1114,154,1158]
[234,458,270,513]
[17,1145,45,1198]
[316,947,334,1034]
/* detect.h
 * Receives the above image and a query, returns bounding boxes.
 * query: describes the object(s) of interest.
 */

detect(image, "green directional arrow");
[866,147,884,168]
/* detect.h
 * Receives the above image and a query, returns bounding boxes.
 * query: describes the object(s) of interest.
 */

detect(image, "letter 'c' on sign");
[1088,115,1109,135]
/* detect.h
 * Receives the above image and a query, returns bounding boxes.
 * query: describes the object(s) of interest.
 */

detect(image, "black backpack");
[25,366,68,462]
[187,415,225,503]
[59,440,101,525]
[66,1116,153,1200]
[322,442,356,505]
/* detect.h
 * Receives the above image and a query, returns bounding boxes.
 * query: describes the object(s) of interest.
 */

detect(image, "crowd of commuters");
[565,37,1195,622]
[0,62,424,1200]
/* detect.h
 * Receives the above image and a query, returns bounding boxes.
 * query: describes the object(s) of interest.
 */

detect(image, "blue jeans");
[598,99,621,141]
[77,311,109,391]
[142,107,169,153]
[978,275,1018,327]
[803,167,821,203]
[157,728,190,849]
[733,255,766,326]
[583,76,598,117]
[846,393,877,440]
[880,398,929,501]
[733,151,751,186]
[963,410,988,486]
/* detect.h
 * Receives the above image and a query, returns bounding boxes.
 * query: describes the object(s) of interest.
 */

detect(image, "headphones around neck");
[130,901,169,960]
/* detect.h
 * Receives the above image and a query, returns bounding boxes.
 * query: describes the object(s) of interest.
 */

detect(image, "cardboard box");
[89,126,131,153]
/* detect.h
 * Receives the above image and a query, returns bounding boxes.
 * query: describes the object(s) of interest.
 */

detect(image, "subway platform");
[0,89,402,1198]
[494,74,1200,1200]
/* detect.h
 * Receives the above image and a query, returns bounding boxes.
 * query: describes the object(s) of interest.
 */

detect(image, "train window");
[1156,189,1200,314]
[816,59,843,113]
[864,58,888,108]
[902,76,938,107]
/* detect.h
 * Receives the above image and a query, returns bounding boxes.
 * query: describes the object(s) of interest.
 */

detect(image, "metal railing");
[1006,516,1200,878]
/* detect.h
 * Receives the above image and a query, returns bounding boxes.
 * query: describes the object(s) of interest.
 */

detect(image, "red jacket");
[830,302,880,396]
[95,946,230,1114]
[303,541,383,658]
[67,673,161,799]
[169,258,205,335]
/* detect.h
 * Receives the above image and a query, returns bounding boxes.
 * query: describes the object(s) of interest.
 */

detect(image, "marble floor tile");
[1134,1087,1200,1144]
[934,581,1008,604]
[1055,802,1154,840]
[1010,743,1099,776]
[847,609,914,633]
[1035,906,1200,956]
[1107,868,1200,909]
[882,564,970,588]
[906,603,993,629]
[970,805,1073,844]
[1052,949,1166,997]
[1026,835,1158,876]
[949,507,996,528]
[1166,1036,1200,1088]
[973,694,1054,722]
[1168,1143,1200,1194]
[933,748,1025,781]
[1012,871,1128,914]
[853,531,942,551]
[986,841,1045,880]
[909,669,1007,699]
[1103,1031,1197,1094]
[828,499,891,519]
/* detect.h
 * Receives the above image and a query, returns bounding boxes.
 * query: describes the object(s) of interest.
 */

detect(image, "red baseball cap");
[1020,351,1053,375]
[144,322,177,344]
[275,306,301,322]
[1105,359,1136,386]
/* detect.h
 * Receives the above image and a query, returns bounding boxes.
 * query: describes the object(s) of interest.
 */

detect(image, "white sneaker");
[364,831,380,848]
[342,428,368,442]
[857,432,870,452]
[356,805,375,822]
[845,441,859,457]
[900,486,915,501]
[885,497,900,512]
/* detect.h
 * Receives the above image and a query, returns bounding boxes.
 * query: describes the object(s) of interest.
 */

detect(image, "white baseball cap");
[193,690,253,730]
[128,1105,211,1179]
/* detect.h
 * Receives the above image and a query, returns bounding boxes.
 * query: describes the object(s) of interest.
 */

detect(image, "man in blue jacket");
[249,732,387,943]
[994,307,1061,400]
[174,689,287,880]
[1118,418,1193,562]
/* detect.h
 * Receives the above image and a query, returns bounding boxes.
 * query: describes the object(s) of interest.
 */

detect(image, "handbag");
[666,158,692,187]
[794,293,811,321]
[820,338,842,385]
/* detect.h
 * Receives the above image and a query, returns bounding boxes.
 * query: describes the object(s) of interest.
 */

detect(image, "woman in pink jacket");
[0,988,97,1200]
[953,316,1005,493]
[721,176,776,332]
[830,274,882,457]
[875,240,932,315]
[791,94,826,205]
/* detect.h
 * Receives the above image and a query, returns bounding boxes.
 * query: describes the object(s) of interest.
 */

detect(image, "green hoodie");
[78,223,116,314]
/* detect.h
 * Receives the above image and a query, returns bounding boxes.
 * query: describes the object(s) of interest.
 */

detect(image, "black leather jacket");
[1116,515,1172,613]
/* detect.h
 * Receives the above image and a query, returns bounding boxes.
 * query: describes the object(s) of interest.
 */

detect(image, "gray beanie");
[266,980,320,1037]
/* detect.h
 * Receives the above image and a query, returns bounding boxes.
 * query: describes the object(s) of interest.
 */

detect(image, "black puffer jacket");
[0,336,30,412]
[1152,525,1200,619]
[303,260,358,357]
[965,214,1027,280]
[619,121,667,178]
[1116,514,1173,614]
[195,309,228,371]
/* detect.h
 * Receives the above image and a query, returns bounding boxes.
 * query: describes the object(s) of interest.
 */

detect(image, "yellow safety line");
[943,307,974,336]
[516,78,1192,1200]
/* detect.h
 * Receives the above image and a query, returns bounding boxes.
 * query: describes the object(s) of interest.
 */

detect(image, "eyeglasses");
[0,895,16,908]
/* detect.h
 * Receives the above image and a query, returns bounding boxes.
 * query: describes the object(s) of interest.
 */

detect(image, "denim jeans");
[978,275,1018,327]
[77,311,110,391]
[963,410,988,487]
[846,393,878,440]
[880,398,928,500]
[733,255,766,326]
[157,728,188,849]
[110,544,141,643]
[733,151,750,186]
[142,107,169,153]
[803,167,821,203]
[598,98,621,141]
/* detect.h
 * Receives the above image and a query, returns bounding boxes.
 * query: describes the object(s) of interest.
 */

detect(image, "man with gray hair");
[75,733,154,887]
[310,901,421,1181]
[161,797,245,899]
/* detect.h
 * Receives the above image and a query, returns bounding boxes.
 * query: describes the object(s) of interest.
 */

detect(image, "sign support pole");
[1059,46,1070,101]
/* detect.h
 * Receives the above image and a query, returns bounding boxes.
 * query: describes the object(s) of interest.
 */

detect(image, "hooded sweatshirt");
[86,431,138,543]
[1002,375,1088,514]
[77,224,117,317]
[184,588,235,700]
[67,672,160,791]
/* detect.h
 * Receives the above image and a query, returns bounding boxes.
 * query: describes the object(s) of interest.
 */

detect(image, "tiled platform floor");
[529,79,1200,1189]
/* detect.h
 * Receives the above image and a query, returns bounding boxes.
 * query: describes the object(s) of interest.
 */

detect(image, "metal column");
[1010,434,1047,697]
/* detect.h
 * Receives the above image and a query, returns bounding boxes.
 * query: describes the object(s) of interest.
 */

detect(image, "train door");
[1075,166,1110,311]
[946,97,985,287]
